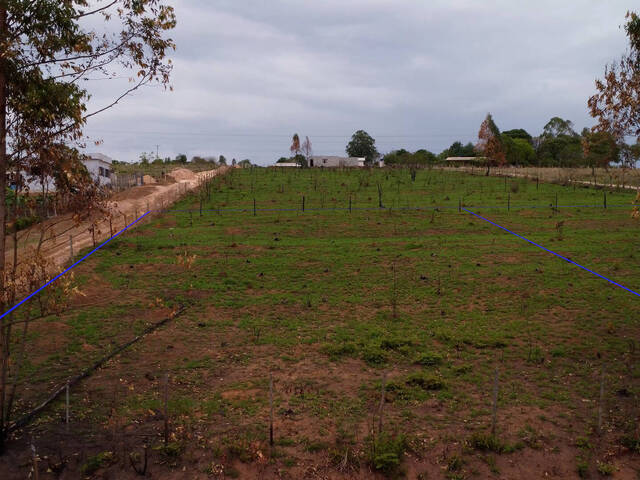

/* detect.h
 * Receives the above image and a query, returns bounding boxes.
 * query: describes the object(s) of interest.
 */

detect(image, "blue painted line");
[463,208,640,298]
[0,211,152,321]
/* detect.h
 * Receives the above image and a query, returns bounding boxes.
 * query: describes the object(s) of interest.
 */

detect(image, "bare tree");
[301,136,313,166]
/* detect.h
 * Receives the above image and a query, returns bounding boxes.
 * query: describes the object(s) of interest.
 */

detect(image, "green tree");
[0,1,175,450]
[346,130,378,165]
[439,141,475,159]
[581,128,620,171]
[175,153,187,164]
[139,152,151,165]
[542,117,577,138]
[293,153,307,168]
[219,155,227,166]
[503,129,533,143]
[501,134,535,165]
[536,117,582,167]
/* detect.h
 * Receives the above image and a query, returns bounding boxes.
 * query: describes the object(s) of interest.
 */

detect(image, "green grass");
[9,167,640,476]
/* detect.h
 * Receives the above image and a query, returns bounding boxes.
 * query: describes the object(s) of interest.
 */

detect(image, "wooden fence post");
[598,364,606,435]
[269,373,274,447]
[65,382,70,431]
[163,373,169,447]
[378,371,386,434]
[491,368,499,437]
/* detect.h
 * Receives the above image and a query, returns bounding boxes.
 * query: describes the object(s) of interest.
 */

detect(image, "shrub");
[81,451,115,475]
[621,434,640,453]
[596,461,614,476]
[366,432,407,474]
[321,342,357,360]
[405,372,445,390]
[414,351,443,366]
[361,345,388,366]
[380,337,413,351]
[467,432,522,454]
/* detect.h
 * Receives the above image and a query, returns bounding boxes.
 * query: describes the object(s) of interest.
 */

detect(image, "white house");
[20,152,114,193]
[83,152,113,186]
[309,156,366,168]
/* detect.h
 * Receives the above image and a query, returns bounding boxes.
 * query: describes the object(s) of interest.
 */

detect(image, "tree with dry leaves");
[290,133,301,157]
[0,0,176,451]
[476,113,505,175]
[588,11,640,142]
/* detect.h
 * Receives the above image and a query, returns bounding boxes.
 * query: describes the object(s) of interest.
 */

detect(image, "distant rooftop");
[85,153,114,164]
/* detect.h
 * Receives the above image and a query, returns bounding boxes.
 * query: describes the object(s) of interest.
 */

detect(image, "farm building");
[19,152,114,193]
[83,153,114,186]
[309,156,366,168]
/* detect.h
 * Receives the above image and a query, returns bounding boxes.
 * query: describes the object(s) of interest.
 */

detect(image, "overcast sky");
[81,0,636,165]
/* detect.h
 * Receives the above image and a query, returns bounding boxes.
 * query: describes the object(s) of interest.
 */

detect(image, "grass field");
[4,167,640,479]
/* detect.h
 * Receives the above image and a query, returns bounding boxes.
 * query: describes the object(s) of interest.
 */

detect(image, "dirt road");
[5,166,227,274]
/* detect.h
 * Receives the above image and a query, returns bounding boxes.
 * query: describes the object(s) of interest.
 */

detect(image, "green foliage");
[321,342,357,359]
[503,128,533,142]
[81,451,115,475]
[467,432,522,453]
[441,140,476,159]
[596,461,615,476]
[346,130,379,164]
[576,458,590,478]
[361,344,388,366]
[620,433,640,453]
[384,148,437,165]
[414,351,443,366]
[366,432,407,474]
[582,129,620,168]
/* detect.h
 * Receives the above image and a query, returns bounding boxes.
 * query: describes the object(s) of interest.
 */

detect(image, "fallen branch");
[8,306,187,433]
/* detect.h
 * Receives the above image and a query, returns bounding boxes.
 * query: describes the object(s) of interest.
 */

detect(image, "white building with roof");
[309,156,365,168]
[83,153,114,186]
[20,152,114,193]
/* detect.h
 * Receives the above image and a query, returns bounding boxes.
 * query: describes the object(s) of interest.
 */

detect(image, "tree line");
[383,115,640,170]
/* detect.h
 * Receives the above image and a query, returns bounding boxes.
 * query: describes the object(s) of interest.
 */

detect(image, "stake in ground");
[4,168,640,478]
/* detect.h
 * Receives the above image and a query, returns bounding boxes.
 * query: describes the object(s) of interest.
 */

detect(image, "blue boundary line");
[463,208,640,298]
[0,211,152,321]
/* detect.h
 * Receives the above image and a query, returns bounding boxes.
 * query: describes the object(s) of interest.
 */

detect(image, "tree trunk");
[0,5,8,454]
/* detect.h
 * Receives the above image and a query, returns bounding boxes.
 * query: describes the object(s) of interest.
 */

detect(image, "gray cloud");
[82,0,636,164]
